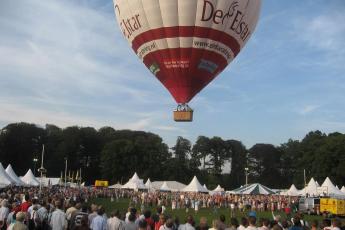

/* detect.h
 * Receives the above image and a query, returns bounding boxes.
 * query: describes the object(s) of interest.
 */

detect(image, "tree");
[227,140,247,188]
[248,144,283,187]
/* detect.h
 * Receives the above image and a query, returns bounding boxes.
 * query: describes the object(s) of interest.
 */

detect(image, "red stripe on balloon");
[142,47,228,103]
[132,26,240,56]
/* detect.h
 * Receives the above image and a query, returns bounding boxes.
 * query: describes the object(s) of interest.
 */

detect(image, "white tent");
[109,183,122,189]
[36,177,61,186]
[121,172,146,190]
[5,164,25,186]
[151,181,186,191]
[232,183,276,195]
[316,181,320,187]
[0,163,14,188]
[341,186,345,193]
[284,184,300,196]
[145,178,155,192]
[320,177,344,196]
[203,184,209,192]
[300,177,319,196]
[160,181,172,192]
[181,176,208,193]
[21,169,39,186]
[212,185,225,192]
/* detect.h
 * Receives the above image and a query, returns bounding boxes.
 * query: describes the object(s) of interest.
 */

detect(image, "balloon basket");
[174,104,193,122]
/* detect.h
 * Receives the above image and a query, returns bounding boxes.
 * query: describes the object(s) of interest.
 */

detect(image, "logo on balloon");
[149,63,160,75]
[201,0,251,42]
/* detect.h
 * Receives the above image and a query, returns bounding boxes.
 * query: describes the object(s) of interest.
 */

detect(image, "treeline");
[0,123,344,189]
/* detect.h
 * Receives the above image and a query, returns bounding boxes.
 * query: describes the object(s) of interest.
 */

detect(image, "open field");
[89,198,327,225]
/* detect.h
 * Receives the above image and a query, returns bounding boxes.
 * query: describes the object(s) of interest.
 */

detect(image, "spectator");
[90,206,107,230]
[50,200,67,230]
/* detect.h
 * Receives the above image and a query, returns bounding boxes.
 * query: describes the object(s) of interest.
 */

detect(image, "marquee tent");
[232,183,276,195]
[5,164,24,186]
[282,184,300,196]
[0,163,14,188]
[145,178,155,192]
[300,178,319,196]
[212,185,225,192]
[341,186,345,193]
[151,181,186,191]
[203,184,209,192]
[181,176,208,193]
[21,169,40,186]
[109,183,122,189]
[320,177,344,196]
[36,177,61,187]
[160,181,172,192]
[121,172,146,190]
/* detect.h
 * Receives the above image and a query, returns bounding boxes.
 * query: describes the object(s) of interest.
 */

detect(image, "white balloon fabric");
[113,0,261,103]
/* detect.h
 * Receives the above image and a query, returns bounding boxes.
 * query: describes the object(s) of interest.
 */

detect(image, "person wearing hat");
[13,212,28,230]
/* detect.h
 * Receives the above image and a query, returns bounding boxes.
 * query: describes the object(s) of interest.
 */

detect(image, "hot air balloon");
[113,0,261,121]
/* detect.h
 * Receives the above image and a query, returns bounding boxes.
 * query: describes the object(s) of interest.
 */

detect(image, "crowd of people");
[0,187,343,230]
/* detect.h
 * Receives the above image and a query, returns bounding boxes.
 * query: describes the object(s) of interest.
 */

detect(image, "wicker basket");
[174,110,193,122]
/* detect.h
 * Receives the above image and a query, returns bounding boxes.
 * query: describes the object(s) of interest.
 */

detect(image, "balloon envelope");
[114,0,261,103]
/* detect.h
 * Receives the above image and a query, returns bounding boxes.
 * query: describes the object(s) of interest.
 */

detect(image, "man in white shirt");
[107,210,125,230]
[178,215,195,230]
[0,200,9,225]
[50,200,67,230]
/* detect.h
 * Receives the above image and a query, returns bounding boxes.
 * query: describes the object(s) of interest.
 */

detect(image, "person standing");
[13,212,28,230]
[50,201,67,230]
[90,206,107,230]
[107,210,124,230]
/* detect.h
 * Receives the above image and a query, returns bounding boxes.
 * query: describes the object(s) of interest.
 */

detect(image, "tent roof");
[203,184,209,191]
[300,177,319,196]
[151,181,186,191]
[341,186,345,193]
[0,163,14,188]
[212,185,224,192]
[36,177,60,186]
[160,181,171,191]
[121,172,146,190]
[109,183,122,189]
[233,183,276,195]
[321,177,344,196]
[5,164,25,186]
[181,176,208,193]
[21,169,39,186]
[284,184,300,196]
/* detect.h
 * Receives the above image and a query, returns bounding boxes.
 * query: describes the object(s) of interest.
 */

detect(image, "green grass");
[89,198,326,225]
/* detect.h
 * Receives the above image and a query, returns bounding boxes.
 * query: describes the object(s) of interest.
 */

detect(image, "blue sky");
[1,0,345,148]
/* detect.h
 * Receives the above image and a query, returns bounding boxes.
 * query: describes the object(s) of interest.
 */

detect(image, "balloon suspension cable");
[176,103,193,112]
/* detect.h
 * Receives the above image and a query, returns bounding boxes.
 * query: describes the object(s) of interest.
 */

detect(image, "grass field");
[89,198,326,225]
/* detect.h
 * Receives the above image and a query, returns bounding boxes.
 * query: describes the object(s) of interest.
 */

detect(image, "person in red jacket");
[20,194,31,212]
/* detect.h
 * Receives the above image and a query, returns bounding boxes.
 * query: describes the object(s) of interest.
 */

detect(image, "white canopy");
[341,186,345,193]
[121,172,146,190]
[0,163,14,188]
[160,181,172,192]
[151,181,186,191]
[300,177,319,196]
[109,183,122,189]
[203,184,209,192]
[145,178,155,192]
[21,169,39,186]
[284,184,300,196]
[36,177,60,186]
[181,176,208,193]
[5,164,25,186]
[212,185,225,192]
[320,177,344,196]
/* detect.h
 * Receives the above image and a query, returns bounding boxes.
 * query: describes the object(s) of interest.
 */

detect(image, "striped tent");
[232,183,276,195]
